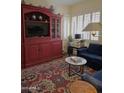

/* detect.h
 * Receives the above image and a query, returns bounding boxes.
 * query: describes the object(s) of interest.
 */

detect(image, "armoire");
[21,4,62,68]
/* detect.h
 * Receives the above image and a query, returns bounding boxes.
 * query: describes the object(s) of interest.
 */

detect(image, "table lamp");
[82,22,102,36]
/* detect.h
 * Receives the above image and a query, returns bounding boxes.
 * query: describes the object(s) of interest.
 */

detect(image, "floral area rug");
[21,56,95,93]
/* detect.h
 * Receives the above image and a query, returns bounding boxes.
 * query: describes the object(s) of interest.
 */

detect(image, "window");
[82,13,91,40]
[92,12,100,22]
[71,16,77,38]
[77,15,83,34]
[71,12,101,41]
[84,13,91,28]
[91,12,101,40]
[63,16,70,39]
[82,31,90,40]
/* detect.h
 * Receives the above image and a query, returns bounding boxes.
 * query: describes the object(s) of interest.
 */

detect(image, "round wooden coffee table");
[68,80,97,93]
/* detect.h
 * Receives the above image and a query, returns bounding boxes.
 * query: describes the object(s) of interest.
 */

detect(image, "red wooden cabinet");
[25,44,39,66]
[25,42,52,67]
[52,41,62,58]
[39,43,52,60]
[21,4,62,68]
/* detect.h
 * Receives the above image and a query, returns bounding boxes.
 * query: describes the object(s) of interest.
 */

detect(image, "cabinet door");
[56,18,61,38]
[51,18,56,38]
[25,44,39,66]
[52,41,62,57]
[21,44,25,68]
[39,43,51,60]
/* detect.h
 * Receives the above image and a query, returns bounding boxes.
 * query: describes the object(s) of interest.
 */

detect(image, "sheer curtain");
[91,12,101,40]
[83,13,91,40]
[77,15,83,34]
[71,16,77,38]
[63,16,70,39]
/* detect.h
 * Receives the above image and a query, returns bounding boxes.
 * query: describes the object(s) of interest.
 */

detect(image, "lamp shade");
[83,22,102,31]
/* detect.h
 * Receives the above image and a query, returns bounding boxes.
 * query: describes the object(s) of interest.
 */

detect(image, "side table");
[65,56,87,76]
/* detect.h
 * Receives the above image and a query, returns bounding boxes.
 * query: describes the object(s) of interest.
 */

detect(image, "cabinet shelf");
[25,20,50,24]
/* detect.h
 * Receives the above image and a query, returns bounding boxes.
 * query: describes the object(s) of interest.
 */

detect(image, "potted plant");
[68,35,73,46]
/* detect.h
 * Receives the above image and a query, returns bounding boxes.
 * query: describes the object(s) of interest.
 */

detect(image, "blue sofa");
[77,43,102,70]
[81,70,102,93]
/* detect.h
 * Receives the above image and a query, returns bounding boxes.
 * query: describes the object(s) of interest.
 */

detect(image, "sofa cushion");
[88,44,102,56]
[77,43,102,70]
[79,52,102,61]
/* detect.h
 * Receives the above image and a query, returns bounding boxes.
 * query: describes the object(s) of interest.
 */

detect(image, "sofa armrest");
[81,73,102,93]
[77,47,88,52]
[82,73,102,87]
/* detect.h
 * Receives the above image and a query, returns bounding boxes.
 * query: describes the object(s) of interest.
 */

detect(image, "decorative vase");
[39,16,42,20]
[49,5,54,13]
[21,0,25,4]
[32,15,36,20]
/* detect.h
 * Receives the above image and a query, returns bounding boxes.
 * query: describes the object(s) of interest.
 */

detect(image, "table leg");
[80,65,84,74]
[69,64,71,76]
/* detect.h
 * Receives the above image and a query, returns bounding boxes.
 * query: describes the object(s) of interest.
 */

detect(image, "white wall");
[70,0,102,16]
[23,0,70,15]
